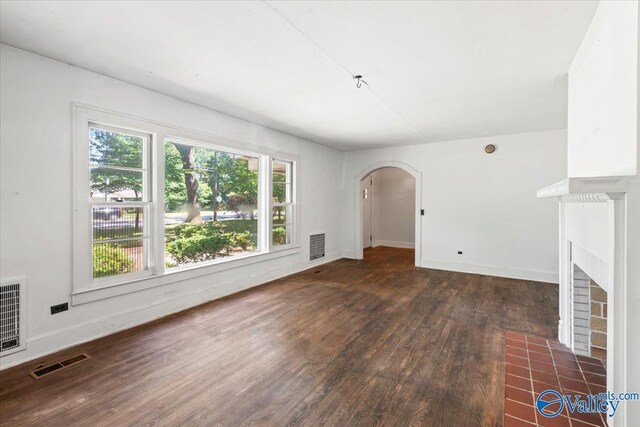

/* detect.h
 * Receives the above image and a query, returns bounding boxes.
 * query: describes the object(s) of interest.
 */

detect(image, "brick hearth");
[503,331,607,427]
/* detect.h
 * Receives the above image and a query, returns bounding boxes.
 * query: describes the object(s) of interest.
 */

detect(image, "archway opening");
[356,163,421,266]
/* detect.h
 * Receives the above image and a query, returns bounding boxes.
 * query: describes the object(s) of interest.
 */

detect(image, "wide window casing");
[73,106,299,304]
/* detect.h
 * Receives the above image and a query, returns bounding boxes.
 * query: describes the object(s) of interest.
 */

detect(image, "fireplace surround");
[538,175,638,426]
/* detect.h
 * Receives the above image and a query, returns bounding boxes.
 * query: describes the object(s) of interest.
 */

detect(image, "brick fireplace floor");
[503,331,608,427]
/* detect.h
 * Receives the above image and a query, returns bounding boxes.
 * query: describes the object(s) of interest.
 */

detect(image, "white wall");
[0,45,345,369]
[565,0,639,269]
[563,2,640,424]
[344,130,567,283]
[370,168,415,248]
[568,0,638,178]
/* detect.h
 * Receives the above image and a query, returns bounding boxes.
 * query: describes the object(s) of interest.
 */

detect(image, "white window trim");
[72,104,300,305]
[87,123,155,288]
[270,158,298,250]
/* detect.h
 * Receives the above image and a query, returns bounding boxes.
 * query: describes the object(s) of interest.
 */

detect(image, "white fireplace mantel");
[536,176,629,202]
[536,174,637,427]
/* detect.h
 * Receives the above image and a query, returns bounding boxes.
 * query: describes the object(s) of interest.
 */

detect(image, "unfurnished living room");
[0,1,639,426]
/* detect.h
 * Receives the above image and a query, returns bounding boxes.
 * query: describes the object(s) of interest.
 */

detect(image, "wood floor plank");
[0,247,558,426]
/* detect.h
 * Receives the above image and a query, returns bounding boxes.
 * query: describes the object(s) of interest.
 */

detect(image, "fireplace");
[571,265,591,356]
[537,175,635,425]
[590,279,608,361]
[571,265,607,361]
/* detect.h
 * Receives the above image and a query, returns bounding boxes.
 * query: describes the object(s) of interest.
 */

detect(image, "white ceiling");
[0,1,598,151]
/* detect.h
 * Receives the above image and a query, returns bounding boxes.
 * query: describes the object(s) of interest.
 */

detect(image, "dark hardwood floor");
[0,247,559,426]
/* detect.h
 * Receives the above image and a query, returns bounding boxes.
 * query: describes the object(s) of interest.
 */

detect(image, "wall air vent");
[310,233,325,261]
[0,277,26,357]
[29,353,90,379]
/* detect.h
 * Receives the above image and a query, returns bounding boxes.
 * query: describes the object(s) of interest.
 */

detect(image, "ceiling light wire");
[260,0,430,143]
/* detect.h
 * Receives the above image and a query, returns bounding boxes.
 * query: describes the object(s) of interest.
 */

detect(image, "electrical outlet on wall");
[50,302,68,315]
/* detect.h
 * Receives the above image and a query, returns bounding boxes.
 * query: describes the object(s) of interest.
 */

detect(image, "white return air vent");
[0,277,26,356]
[310,233,325,261]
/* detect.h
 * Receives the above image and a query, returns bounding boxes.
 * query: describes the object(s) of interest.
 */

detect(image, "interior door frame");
[361,174,373,249]
[354,161,422,267]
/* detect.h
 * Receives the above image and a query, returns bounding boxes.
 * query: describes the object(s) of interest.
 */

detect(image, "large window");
[89,125,152,280]
[164,140,260,269]
[74,107,298,299]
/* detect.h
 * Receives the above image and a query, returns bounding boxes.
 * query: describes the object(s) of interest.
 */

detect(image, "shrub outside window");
[74,106,299,299]
[164,139,260,269]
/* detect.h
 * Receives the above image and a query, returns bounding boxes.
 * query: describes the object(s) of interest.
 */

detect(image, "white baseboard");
[342,250,356,259]
[373,240,415,249]
[0,252,343,370]
[420,259,558,284]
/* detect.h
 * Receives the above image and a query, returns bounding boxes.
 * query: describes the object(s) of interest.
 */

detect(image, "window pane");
[89,127,143,169]
[164,141,260,269]
[88,124,150,283]
[272,224,292,246]
[272,159,293,247]
[93,240,145,278]
[272,160,290,181]
[272,183,292,204]
[272,160,292,203]
[90,168,143,202]
[93,206,145,240]
[272,205,291,227]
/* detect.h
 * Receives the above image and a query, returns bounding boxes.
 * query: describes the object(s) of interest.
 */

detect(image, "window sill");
[71,246,300,305]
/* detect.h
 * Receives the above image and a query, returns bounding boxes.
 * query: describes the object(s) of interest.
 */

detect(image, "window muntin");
[272,160,294,247]
[164,139,261,269]
[89,125,152,279]
[75,109,299,295]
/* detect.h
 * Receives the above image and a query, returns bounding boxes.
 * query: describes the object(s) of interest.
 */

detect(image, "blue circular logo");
[536,390,564,418]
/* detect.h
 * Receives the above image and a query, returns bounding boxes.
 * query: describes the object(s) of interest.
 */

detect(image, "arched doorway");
[354,161,422,267]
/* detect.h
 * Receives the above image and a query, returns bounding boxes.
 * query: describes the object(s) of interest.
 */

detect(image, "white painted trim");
[421,259,559,284]
[372,240,415,249]
[571,243,609,292]
[554,182,635,426]
[537,176,630,200]
[558,203,571,345]
[71,247,300,305]
[354,161,422,267]
[0,251,343,370]
[72,104,303,303]
[608,196,627,426]
[342,250,356,259]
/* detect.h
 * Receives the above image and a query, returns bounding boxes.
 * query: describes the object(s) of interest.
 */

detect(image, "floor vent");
[0,278,26,356]
[30,353,89,379]
[61,353,89,366]
[310,233,325,261]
